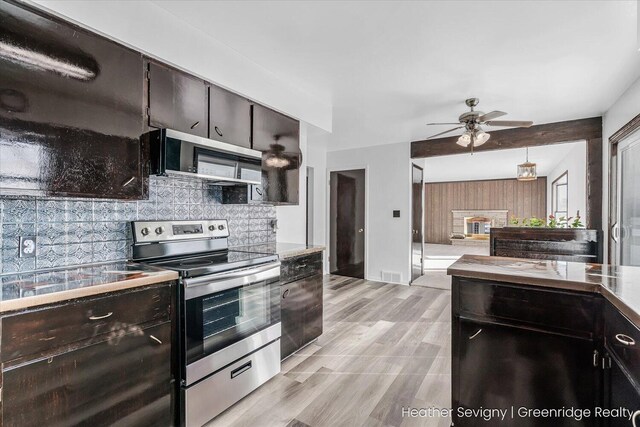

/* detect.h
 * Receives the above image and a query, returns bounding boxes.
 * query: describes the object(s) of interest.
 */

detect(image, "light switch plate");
[19,236,37,258]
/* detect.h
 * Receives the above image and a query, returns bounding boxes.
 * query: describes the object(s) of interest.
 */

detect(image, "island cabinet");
[452,277,601,427]
[602,301,640,426]
[0,1,147,200]
[147,61,208,138]
[279,252,323,359]
[0,282,175,426]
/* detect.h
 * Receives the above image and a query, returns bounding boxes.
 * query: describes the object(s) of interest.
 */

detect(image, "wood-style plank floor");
[207,275,452,427]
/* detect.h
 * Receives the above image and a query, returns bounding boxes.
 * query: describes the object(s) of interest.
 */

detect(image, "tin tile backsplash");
[0,176,276,274]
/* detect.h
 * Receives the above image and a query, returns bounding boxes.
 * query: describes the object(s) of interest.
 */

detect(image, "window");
[552,171,568,219]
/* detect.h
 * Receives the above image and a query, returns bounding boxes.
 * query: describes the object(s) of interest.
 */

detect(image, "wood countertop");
[0,262,178,313]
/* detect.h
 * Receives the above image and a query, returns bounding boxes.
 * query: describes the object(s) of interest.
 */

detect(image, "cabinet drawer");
[280,253,323,284]
[605,301,640,386]
[1,283,172,362]
[455,278,597,338]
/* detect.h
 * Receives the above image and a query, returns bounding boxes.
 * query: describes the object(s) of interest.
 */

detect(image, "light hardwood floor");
[207,275,452,427]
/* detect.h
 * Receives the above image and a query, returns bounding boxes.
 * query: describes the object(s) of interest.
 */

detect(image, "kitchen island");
[448,255,640,426]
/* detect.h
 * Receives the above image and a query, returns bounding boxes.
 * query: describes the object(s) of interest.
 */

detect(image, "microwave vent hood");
[148,129,263,186]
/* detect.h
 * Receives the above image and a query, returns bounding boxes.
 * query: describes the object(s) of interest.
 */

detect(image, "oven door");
[182,262,281,385]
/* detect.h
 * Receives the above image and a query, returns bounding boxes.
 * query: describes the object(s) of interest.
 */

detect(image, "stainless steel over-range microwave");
[148,128,262,186]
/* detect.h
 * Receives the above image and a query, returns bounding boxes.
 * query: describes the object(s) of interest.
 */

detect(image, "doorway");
[411,164,424,283]
[330,169,365,279]
[612,128,640,266]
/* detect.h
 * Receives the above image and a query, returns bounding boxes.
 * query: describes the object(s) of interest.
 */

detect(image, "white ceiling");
[152,1,640,151]
[422,141,585,183]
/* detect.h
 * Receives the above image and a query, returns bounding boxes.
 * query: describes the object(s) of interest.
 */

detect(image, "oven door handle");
[183,262,281,300]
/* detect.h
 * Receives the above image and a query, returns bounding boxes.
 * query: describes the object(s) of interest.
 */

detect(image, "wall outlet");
[19,236,37,258]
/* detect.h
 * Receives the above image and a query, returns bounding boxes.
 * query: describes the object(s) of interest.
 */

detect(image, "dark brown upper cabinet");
[0,1,147,200]
[252,104,301,205]
[209,84,252,148]
[147,61,208,138]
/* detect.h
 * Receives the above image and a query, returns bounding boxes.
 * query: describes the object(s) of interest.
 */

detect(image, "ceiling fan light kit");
[426,97,533,153]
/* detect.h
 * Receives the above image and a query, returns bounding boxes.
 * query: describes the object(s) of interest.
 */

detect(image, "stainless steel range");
[131,219,281,427]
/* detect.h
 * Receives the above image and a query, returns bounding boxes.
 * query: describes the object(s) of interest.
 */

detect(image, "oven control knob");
[155,226,165,235]
[208,225,215,231]
[218,224,225,230]
[141,227,150,236]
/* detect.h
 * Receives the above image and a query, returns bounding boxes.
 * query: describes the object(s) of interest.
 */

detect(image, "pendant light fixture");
[517,147,537,181]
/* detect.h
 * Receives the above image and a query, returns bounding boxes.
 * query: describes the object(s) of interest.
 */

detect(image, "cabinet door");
[280,282,304,359]
[0,2,146,199]
[2,322,172,427]
[454,318,597,427]
[209,84,251,148]
[606,354,640,427]
[251,104,301,205]
[148,61,207,137]
[302,274,323,345]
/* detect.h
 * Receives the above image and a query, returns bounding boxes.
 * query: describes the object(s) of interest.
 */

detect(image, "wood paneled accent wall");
[424,177,547,244]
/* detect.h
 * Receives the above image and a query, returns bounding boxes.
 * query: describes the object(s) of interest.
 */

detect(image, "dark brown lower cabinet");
[2,322,172,427]
[456,319,597,427]
[281,279,304,359]
[281,274,324,360]
[280,253,324,360]
[0,282,175,426]
[452,276,640,427]
[606,354,640,427]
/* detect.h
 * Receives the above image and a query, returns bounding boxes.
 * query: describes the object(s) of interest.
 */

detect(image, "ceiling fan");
[426,98,533,152]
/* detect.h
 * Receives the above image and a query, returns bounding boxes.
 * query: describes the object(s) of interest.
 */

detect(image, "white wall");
[30,0,332,131]
[327,142,412,285]
[546,142,587,222]
[602,76,640,262]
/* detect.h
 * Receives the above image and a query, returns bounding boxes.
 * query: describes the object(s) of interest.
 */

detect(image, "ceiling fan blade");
[426,126,465,139]
[477,111,507,122]
[486,120,533,128]
[426,122,461,126]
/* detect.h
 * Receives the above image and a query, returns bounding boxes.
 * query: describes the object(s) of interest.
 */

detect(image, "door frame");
[410,163,424,284]
[608,113,640,264]
[326,165,369,281]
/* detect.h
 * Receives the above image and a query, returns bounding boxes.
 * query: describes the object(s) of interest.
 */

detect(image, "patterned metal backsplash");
[0,176,276,274]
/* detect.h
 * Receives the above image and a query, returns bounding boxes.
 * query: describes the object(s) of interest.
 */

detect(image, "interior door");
[615,130,640,266]
[330,169,365,279]
[411,164,424,282]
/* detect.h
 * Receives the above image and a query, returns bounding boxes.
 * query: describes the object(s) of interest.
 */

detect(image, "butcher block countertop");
[448,254,640,328]
[0,262,178,313]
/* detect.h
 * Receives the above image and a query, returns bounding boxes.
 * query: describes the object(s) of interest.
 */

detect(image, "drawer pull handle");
[89,312,113,320]
[230,361,252,379]
[615,333,636,346]
[295,264,307,269]
[282,289,290,299]
[469,329,482,340]
[149,335,163,345]
[39,336,56,342]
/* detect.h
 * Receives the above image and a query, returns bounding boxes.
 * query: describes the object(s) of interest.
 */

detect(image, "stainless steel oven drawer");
[183,339,281,426]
